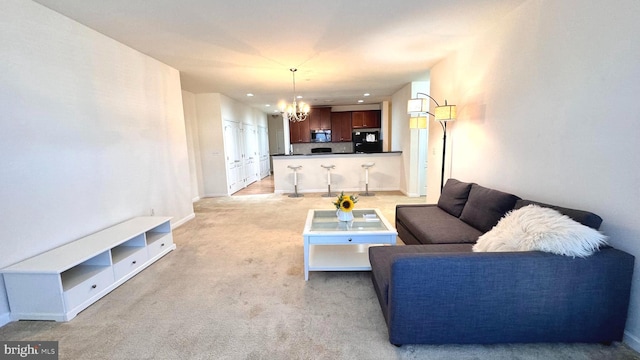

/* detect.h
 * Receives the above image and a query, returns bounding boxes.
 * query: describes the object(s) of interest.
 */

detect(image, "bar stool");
[320,164,336,197]
[287,165,303,198]
[360,162,375,196]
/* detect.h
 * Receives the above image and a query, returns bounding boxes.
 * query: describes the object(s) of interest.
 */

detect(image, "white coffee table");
[302,208,397,281]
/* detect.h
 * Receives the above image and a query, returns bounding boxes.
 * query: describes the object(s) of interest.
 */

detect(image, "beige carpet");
[1,192,639,360]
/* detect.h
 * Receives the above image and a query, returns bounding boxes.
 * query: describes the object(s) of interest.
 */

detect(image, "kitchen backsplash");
[292,142,354,155]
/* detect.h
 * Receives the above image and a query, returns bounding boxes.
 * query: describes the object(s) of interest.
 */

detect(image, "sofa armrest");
[385,248,634,345]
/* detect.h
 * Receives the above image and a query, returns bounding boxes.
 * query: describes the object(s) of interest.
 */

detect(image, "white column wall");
[182,90,204,202]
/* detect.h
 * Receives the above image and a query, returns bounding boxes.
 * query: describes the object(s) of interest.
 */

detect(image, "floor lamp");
[407,93,457,192]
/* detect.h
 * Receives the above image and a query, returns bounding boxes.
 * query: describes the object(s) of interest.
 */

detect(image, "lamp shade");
[434,105,456,121]
[407,98,428,114]
[409,116,428,129]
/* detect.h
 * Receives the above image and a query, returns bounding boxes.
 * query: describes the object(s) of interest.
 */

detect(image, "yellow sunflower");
[340,198,355,212]
[333,191,358,212]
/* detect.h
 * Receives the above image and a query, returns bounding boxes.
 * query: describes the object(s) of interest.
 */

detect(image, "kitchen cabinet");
[309,107,331,130]
[352,110,381,129]
[289,118,310,143]
[331,112,352,142]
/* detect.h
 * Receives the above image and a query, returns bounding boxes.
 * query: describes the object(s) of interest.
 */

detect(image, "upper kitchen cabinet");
[331,112,352,142]
[351,110,381,129]
[308,107,331,130]
[289,118,310,143]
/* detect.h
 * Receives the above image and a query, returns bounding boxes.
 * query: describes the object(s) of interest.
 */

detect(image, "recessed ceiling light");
[363,93,370,97]
[296,95,303,99]
[358,100,364,103]
[265,104,271,107]
[246,93,254,97]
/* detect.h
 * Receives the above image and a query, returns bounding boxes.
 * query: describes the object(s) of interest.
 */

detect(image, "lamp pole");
[440,121,447,192]
[408,93,455,194]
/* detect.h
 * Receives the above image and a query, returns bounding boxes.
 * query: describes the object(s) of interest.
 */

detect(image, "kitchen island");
[272,152,402,195]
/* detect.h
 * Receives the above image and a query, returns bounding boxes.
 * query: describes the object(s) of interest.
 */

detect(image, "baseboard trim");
[624,330,640,352]
[203,192,228,198]
[192,196,201,203]
[0,311,11,327]
[172,213,195,228]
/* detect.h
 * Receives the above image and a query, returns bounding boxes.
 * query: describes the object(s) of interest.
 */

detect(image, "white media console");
[1,216,175,322]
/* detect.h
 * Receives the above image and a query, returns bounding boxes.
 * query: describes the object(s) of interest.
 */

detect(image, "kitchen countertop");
[271,151,401,157]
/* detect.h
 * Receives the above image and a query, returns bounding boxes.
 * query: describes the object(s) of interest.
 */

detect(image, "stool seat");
[321,164,336,197]
[360,162,375,196]
[288,165,303,198]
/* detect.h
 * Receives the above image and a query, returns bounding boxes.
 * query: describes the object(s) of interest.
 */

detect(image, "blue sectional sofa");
[369,179,635,346]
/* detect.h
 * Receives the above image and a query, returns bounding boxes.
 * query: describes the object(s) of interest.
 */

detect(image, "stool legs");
[288,167,303,198]
[360,165,375,196]
[321,165,336,197]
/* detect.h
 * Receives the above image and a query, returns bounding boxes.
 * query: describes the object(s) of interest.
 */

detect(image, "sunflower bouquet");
[333,191,358,212]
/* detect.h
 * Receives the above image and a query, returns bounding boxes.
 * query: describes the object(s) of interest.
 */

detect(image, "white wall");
[195,93,269,197]
[430,0,640,350]
[0,0,194,325]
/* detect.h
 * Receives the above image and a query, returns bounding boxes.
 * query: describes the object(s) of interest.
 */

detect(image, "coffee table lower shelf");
[307,244,386,277]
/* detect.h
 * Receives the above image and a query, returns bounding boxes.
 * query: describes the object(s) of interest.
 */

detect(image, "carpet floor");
[1,192,639,360]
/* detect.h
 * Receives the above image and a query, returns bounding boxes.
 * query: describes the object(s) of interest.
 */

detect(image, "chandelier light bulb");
[281,68,309,122]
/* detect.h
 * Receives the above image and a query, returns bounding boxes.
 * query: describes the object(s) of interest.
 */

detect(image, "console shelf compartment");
[1,216,175,322]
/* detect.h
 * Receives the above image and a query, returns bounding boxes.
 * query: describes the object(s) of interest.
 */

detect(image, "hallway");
[232,176,274,196]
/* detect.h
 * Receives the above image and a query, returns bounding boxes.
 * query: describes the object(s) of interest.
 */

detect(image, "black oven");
[353,130,382,153]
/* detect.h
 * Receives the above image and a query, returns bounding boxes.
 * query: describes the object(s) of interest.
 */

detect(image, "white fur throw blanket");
[473,205,607,257]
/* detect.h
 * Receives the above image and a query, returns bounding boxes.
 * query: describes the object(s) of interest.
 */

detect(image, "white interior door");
[258,126,270,178]
[243,124,258,185]
[223,120,244,194]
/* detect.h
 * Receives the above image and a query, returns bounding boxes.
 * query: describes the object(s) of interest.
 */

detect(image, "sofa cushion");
[369,244,474,322]
[396,205,484,244]
[514,199,603,230]
[437,179,473,217]
[459,184,520,233]
[473,205,608,257]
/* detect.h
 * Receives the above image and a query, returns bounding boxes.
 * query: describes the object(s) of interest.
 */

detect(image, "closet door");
[243,124,259,185]
[223,120,244,194]
[258,126,270,178]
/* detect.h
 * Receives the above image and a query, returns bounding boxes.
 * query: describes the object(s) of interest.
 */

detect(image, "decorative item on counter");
[333,191,358,221]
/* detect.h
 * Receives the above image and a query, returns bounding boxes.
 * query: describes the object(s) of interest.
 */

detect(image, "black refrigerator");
[353,130,382,153]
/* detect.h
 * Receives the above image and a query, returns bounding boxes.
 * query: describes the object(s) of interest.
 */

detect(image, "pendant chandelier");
[279,68,310,122]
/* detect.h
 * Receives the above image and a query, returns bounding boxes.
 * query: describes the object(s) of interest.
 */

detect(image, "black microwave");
[310,130,331,142]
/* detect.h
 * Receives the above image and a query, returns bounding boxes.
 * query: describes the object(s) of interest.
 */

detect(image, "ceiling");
[33,0,526,113]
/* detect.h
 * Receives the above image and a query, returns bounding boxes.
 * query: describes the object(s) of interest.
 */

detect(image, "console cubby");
[2,217,175,322]
[145,221,173,258]
[61,250,112,291]
[111,234,148,279]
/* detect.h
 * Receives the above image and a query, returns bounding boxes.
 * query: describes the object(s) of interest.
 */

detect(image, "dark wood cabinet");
[351,110,381,129]
[331,112,352,142]
[289,119,310,143]
[308,107,331,130]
